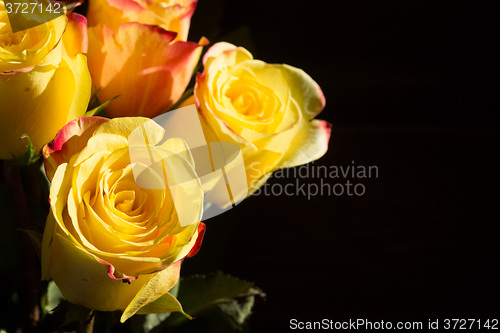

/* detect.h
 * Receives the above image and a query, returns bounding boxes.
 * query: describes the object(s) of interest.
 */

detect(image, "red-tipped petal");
[202,42,236,65]
[63,13,88,56]
[93,257,139,283]
[43,116,108,181]
[186,222,205,258]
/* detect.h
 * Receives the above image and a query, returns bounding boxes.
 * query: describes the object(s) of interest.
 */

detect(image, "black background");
[182,0,500,331]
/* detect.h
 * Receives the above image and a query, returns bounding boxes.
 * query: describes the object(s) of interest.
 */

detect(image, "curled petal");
[278,64,326,119]
[201,42,253,68]
[43,117,108,181]
[96,257,138,282]
[280,120,332,169]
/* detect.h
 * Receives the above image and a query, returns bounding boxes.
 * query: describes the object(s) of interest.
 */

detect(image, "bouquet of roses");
[0,0,330,331]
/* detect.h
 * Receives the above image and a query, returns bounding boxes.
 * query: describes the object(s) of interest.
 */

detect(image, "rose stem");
[78,312,94,333]
[3,162,41,332]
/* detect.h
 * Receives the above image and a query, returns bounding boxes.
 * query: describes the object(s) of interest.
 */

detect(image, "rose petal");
[202,42,252,68]
[278,64,326,119]
[74,117,162,165]
[43,117,108,181]
[280,120,332,169]
[63,13,88,57]
[186,222,205,257]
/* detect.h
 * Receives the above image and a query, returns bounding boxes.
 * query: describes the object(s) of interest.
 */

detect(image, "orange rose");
[86,0,206,118]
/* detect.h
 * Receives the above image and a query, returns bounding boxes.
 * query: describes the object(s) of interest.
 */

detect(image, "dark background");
[182,0,500,331]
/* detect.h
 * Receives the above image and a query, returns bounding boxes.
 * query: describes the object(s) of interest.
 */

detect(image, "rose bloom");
[41,116,205,322]
[0,7,91,159]
[86,0,205,118]
[87,22,206,118]
[193,42,331,194]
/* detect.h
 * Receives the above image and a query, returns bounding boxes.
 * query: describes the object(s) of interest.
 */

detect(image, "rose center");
[114,190,136,213]
[225,80,265,116]
[232,92,261,116]
[0,30,25,49]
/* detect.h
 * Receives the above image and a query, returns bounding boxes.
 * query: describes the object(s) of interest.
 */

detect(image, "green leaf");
[43,282,93,331]
[43,300,93,332]
[164,272,264,329]
[87,85,101,111]
[84,96,119,118]
[10,134,40,166]
[130,312,172,333]
[217,289,258,327]
[45,280,64,313]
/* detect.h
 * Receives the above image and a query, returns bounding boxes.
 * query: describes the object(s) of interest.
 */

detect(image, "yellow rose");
[193,43,331,193]
[87,0,196,42]
[41,116,205,322]
[0,8,91,160]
